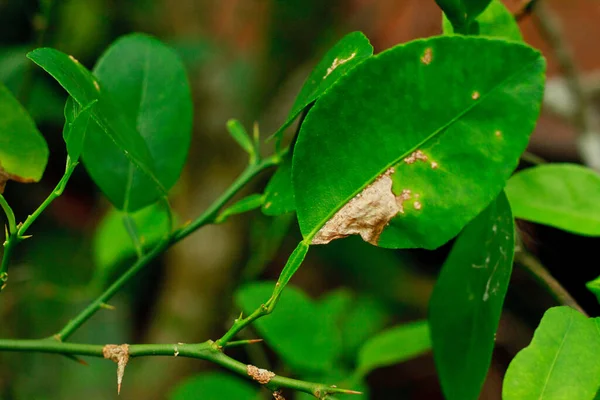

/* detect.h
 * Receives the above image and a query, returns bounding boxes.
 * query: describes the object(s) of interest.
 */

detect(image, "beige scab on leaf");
[103,344,130,394]
[404,150,428,164]
[495,130,502,138]
[421,48,433,65]
[472,91,480,100]
[312,168,419,246]
[324,52,356,79]
[247,365,276,384]
[68,55,79,63]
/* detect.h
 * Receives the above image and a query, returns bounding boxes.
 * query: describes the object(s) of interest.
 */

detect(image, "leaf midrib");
[305,54,542,241]
[538,313,573,399]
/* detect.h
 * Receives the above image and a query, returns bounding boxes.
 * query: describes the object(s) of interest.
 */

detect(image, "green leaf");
[0,83,48,190]
[63,97,96,163]
[169,372,259,400]
[503,307,600,400]
[356,320,431,377]
[442,0,523,42]
[26,47,160,204]
[293,36,545,249]
[428,192,514,400]
[235,282,342,373]
[226,119,256,161]
[262,153,295,216]
[435,0,492,32]
[216,193,264,223]
[82,33,193,211]
[269,32,373,143]
[506,164,600,236]
[92,201,171,288]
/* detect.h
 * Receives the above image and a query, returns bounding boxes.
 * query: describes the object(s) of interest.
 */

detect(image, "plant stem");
[0,162,77,292]
[515,249,588,316]
[0,338,359,398]
[56,156,279,341]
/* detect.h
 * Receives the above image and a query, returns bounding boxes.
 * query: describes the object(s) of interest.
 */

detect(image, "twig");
[532,1,600,170]
[0,339,360,398]
[54,154,279,341]
[514,0,539,22]
[0,161,77,292]
[515,249,587,316]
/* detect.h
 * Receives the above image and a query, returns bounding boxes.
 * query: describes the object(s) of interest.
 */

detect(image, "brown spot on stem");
[103,344,130,394]
[421,48,433,65]
[247,365,275,384]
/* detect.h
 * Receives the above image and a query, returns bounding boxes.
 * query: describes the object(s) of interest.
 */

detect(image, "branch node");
[247,364,275,384]
[103,344,130,394]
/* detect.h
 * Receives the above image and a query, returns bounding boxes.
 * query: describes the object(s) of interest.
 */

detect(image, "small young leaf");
[435,0,492,32]
[235,282,342,373]
[503,307,600,400]
[269,32,373,143]
[271,241,309,299]
[0,83,49,191]
[92,201,171,288]
[262,154,295,216]
[442,0,523,42]
[216,193,264,223]
[429,192,514,400]
[226,119,256,161]
[82,33,193,211]
[169,372,259,400]
[506,164,600,236]
[63,97,96,163]
[293,36,545,249]
[356,320,431,377]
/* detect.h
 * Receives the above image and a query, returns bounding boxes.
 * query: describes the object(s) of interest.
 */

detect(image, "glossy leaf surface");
[429,192,514,400]
[293,36,545,249]
[506,164,600,236]
[436,0,492,31]
[503,307,600,400]
[83,33,192,211]
[0,83,48,189]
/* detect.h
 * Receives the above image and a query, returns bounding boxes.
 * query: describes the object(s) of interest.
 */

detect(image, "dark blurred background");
[0,0,599,399]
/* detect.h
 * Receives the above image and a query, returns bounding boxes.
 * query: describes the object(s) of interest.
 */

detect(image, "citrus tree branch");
[55,155,279,341]
[0,338,359,398]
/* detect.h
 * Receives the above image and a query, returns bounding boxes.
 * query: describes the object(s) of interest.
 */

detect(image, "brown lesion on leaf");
[0,162,37,194]
[324,52,357,79]
[403,150,428,164]
[421,47,433,65]
[247,365,276,384]
[312,168,413,246]
[103,344,130,394]
[273,390,286,400]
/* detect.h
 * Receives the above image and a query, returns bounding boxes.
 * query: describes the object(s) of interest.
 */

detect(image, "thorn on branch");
[103,344,130,395]
[100,302,116,310]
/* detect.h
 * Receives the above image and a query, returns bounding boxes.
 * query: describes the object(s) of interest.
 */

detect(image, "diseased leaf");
[356,320,431,377]
[293,36,545,249]
[269,32,373,143]
[506,164,600,236]
[235,282,342,373]
[429,192,514,400]
[169,372,258,400]
[82,33,193,211]
[0,83,48,191]
[442,0,523,42]
[92,201,171,288]
[503,307,600,400]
